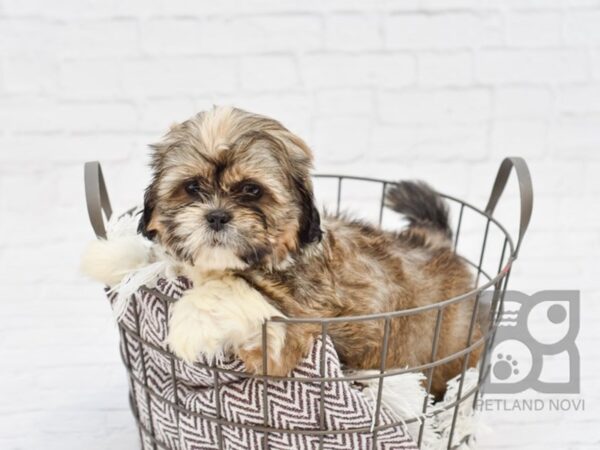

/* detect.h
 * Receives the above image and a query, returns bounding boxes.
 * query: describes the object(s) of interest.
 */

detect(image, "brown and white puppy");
[139,106,480,397]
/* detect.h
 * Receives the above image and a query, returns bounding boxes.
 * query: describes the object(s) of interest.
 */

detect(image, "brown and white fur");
[139,106,480,398]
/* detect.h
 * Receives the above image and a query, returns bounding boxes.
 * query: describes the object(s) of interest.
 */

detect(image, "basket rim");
[120,311,493,382]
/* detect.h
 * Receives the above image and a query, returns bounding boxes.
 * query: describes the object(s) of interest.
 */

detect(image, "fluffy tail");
[385,181,452,239]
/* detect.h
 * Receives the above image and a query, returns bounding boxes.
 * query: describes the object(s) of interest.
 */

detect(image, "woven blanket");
[111,277,418,450]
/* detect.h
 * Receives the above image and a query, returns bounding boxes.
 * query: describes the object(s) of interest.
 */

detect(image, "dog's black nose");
[206,209,232,231]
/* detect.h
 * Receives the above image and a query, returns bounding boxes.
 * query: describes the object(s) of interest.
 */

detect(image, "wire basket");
[84,157,533,450]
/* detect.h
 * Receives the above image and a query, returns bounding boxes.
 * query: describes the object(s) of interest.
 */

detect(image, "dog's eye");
[184,179,203,197]
[240,182,262,199]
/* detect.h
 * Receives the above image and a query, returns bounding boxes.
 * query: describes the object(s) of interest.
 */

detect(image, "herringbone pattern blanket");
[110,277,417,450]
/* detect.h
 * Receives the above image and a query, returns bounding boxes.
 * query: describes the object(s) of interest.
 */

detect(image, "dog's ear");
[244,125,321,245]
[275,131,321,246]
[138,186,159,241]
[293,176,322,246]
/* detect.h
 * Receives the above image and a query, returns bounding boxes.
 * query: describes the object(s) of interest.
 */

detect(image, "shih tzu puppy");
[139,106,480,397]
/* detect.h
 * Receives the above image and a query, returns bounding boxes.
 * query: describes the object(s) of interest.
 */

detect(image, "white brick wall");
[1,1,599,449]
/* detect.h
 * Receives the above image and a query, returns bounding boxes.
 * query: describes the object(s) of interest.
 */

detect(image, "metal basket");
[84,157,533,450]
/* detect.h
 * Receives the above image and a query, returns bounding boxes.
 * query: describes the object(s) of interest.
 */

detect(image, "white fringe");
[101,208,180,322]
[108,260,170,321]
[354,368,488,449]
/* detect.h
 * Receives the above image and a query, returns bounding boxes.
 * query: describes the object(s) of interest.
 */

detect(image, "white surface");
[1,0,599,449]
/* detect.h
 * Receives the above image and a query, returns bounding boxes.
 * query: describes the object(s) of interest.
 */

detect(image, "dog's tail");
[385,181,452,240]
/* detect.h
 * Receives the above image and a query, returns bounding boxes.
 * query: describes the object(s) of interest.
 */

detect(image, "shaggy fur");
[140,106,480,397]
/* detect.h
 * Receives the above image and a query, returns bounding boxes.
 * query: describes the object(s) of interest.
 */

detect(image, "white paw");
[166,274,286,364]
[167,288,225,363]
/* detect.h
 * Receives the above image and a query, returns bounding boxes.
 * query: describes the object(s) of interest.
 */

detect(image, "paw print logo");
[488,340,531,386]
[483,290,580,394]
[493,354,519,380]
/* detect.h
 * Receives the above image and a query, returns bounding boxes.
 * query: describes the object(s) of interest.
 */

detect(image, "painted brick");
[417,52,473,86]
[140,18,204,55]
[3,57,58,94]
[122,58,237,95]
[557,84,600,113]
[59,60,122,98]
[490,119,548,159]
[301,53,416,88]
[476,49,589,83]
[315,89,374,115]
[324,13,381,51]
[564,10,600,44]
[198,15,323,54]
[240,55,299,91]
[61,20,140,58]
[370,122,488,161]
[507,12,563,47]
[385,13,504,49]
[493,86,554,119]
[377,88,492,125]
[312,116,370,162]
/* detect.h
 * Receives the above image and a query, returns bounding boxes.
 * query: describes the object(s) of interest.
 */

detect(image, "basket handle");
[84,161,113,239]
[484,157,533,256]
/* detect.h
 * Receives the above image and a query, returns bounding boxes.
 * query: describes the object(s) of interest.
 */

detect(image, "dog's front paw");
[167,274,288,365]
[167,288,226,363]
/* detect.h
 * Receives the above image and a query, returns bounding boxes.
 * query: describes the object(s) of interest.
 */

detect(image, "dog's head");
[139,106,322,271]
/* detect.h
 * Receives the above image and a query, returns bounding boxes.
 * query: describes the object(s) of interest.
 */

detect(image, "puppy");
[140,106,480,397]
